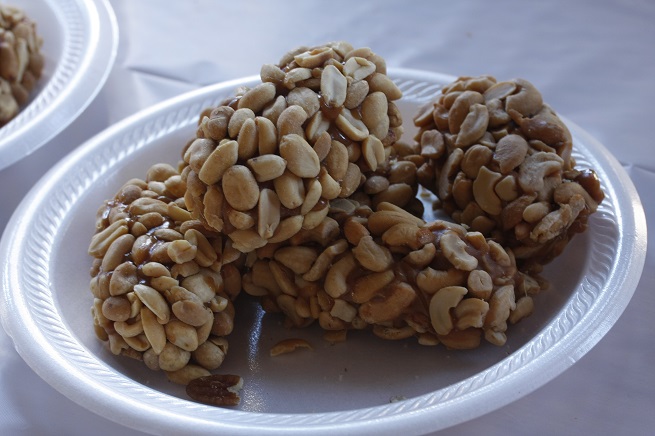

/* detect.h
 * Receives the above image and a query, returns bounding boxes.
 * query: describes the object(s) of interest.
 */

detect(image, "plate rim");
[0,0,119,170]
[0,68,647,435]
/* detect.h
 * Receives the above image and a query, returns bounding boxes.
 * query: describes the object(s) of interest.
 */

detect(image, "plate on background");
[0,0,118,170]
[0,69,646,435]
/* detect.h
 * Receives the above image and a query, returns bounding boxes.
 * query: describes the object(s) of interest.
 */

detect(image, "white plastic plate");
[0,69,646,435]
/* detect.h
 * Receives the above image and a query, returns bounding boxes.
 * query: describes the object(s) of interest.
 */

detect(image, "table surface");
[1,0,653,435]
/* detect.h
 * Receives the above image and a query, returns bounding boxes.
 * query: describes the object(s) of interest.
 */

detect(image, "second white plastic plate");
[0,0,118,170]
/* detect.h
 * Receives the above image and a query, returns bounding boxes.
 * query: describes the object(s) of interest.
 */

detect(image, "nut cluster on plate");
[87,42,604,407]
[0,4,44,126]
[242,200,538,349]
[180,41,408,253]
[413,76,604,271]
[89,163,245,386]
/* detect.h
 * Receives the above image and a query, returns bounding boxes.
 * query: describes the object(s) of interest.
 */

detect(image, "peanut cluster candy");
[88,163,244,385]
[241,201,541,349]
[181,41,406,254]
[89,40,613,405]
[413,76,604,270]
[0,4,44,125]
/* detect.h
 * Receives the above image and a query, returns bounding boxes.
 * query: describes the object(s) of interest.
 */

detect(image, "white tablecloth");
[1,0,653,434]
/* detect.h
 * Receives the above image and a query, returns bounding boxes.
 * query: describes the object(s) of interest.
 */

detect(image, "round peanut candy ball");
[181,41,407,253]
[413,75,604,270]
